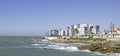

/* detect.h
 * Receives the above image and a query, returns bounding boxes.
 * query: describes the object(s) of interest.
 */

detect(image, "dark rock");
[78,43,120,54]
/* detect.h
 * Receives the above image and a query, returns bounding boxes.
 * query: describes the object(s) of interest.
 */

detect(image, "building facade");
[50,30,59,36]
[49,24,99,37]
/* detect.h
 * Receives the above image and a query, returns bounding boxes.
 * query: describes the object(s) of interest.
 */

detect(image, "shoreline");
[78,42,120,54]
[45,37,120,54]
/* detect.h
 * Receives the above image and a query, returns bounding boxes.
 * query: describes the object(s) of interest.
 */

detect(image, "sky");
[0,0,120,36]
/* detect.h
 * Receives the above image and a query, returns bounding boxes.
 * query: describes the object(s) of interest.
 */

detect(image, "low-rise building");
[114,28,120,34]
[104,28,120,38]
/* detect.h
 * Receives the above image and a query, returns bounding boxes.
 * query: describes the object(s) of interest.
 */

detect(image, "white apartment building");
[77,27,86,35]
[59,29,66,36]
[50,29,59,36]
[67,24,89,37]
[80,24,88,28]
[50,24,99,37]
[114,28,120,34]
[74,24,97,37]
[74,24,80,29]
[76,24,89,36]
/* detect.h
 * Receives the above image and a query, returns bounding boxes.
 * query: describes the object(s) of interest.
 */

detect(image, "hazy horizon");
[0,0,120,36]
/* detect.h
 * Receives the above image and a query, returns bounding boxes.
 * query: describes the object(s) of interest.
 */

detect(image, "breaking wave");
[106,53,120,56]
[44,44,78,51]
[29,39,87,51]
[6,38,120,56]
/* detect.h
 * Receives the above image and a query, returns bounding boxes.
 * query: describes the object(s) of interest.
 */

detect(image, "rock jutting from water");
[78,43,120,54]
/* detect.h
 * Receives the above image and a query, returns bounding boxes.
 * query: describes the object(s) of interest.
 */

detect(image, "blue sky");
[0,0,120,36]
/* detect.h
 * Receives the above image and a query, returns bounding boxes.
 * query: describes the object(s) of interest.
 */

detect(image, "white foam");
[32,40,38,43]
[80,50,91,52]
[30,39,88,52]
[56,43,69,46]
[41,39,49,42]
[31,44,45,46]
[44,44,79,51]
[106,53,120,56]
[80,50,120,56]
[56,46,78,51]
[64,46,78,51]
[94,52,105,55]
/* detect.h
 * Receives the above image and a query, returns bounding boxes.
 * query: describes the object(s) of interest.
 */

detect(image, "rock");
[78,43,120,54]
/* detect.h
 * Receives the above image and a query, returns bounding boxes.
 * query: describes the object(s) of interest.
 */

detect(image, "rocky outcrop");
[78,43,120,54]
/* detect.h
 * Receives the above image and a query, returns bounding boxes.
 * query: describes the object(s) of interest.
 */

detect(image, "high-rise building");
[67,27,70,36]
[69,25,75,36]
[50,30,59,36]
[49,24,100,37]
[59,29,66,36]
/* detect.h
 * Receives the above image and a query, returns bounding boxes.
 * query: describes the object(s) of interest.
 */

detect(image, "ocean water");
[0,36,119,56]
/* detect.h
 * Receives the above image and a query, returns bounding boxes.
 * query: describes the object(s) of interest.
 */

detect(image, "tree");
[96,25,100,34]
[89,26,94,34]
[74,28,79,37]
[75,28,79,34]
[104,30,108,35]
[84,26,88,35]
[88,26,94,38]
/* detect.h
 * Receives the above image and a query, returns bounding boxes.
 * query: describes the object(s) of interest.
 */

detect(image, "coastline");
[78,42,120,54]
[44,36,120,54]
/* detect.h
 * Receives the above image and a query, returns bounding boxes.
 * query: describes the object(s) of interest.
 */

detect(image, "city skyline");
[0,0,120,36]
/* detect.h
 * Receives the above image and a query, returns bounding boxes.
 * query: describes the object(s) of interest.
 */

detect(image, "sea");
[0,36,120,56]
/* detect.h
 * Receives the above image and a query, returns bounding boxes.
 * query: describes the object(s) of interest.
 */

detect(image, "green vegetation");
[65,38,106,44]
[90,26,94,34]
[74,28,79,34]
[49,37,120,54]
[51,36,62,37]
[67,38,106,42]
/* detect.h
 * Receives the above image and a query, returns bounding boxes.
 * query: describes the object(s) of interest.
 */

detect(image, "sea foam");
[44,43,79,51]
[106,53,120,56]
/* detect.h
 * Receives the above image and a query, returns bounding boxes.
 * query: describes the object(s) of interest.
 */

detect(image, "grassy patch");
[68,38,106,41]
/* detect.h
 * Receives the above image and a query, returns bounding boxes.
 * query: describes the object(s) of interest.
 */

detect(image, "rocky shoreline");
[78,43,120,54]
[45,37,120,54]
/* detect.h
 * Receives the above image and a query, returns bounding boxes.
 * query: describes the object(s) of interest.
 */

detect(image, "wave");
[31,44,45,46]
[80,50,91,52]
[29,39,87,52]
[45,44,78,51]
[106,53,120,56]
[79,50,120,56]
[41,39,49,42]
[94,52,105,56]
[10,38,120,56]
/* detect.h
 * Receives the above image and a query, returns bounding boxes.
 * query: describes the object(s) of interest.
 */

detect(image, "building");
[66,24,92,37]
[114,28,120,34]
[50,29,59,36]
[76,24,89,37]
[59,29,66,36]
[74,24,98,37]
[66,25,75,36]
[77,27,86,36]
[107,28,120,35]
[49,24,99,38]
[66,27,70,36]
[74,24,80,29]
